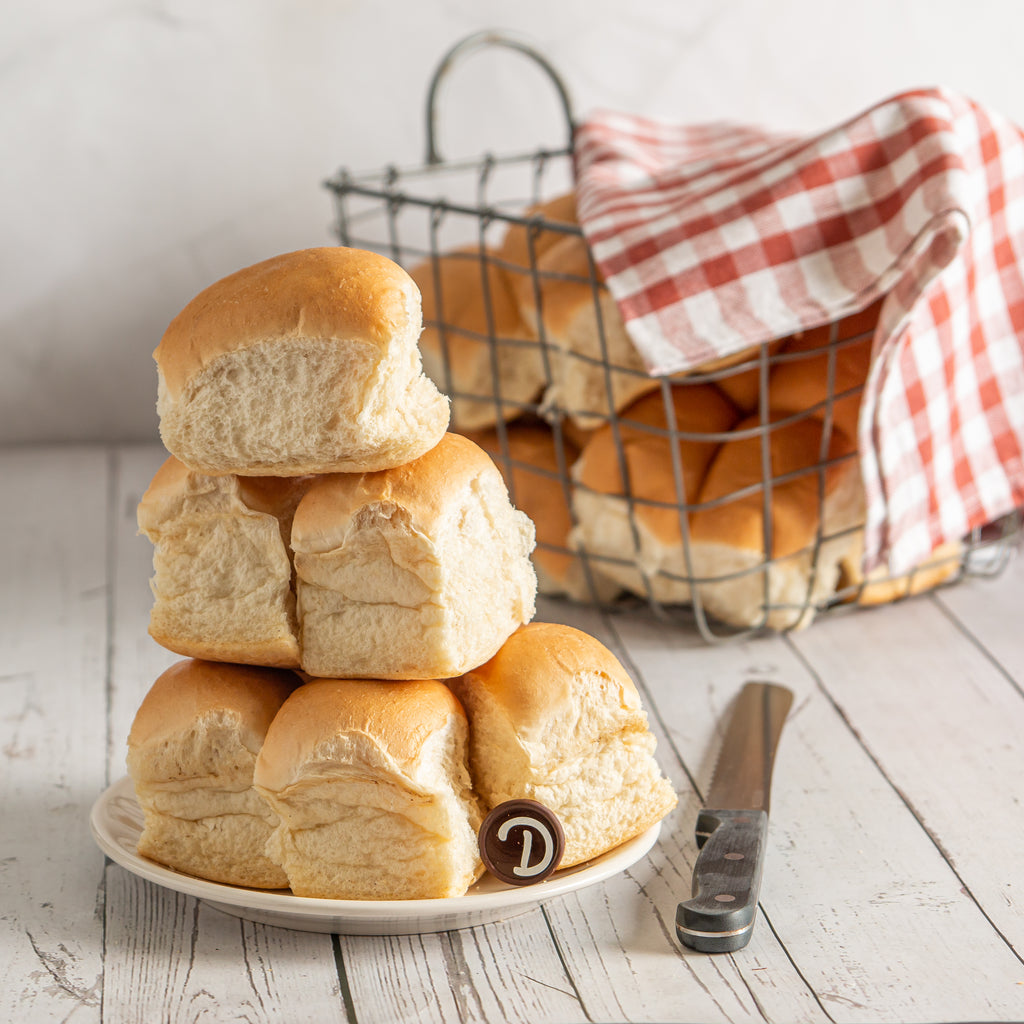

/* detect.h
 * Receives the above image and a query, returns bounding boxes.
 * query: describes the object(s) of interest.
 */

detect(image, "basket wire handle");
[424,30,576,165]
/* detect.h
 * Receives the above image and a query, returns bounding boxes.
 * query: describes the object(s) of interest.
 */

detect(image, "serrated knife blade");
[676,681,793,954]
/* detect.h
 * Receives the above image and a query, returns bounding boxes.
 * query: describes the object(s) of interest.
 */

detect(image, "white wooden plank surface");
[936,547,1024,685]
[107,445,591,1024]
[101,445,350,1024]
[789,591,1024,982]
[534,600,831,1024]
[338,915,584,1024]
[3,442,1024,1024]
[0,446,110,1024]
[605,599,1024,1022]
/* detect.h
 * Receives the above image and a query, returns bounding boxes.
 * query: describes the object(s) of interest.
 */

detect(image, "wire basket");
[324,31,1021,642]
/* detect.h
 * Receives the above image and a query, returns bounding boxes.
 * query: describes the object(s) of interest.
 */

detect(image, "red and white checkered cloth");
[573,88,1024,573]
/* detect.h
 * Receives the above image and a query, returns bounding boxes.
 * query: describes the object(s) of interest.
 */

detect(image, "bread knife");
[676,681,793,953]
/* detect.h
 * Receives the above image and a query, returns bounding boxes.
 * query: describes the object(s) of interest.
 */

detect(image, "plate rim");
[90,775,662,926]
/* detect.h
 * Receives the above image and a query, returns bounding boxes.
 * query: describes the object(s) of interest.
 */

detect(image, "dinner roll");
[411,246,545,430]
[513,231,658,427]
[126,659,299,888]
[837,534,964,606]
[767,300,881,438]
[461,421,620,602]
[497,192,579,273]
[569,384,740,603]
[154,247,449,476]
[291,433,537,680]
[696,339,787,414]
[137,456,312,669]
[253,678,483,900]
[688,414,864,631]
[449,622,677,868]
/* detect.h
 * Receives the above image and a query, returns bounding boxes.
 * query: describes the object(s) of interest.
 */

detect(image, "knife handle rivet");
[724,852,745,861]
[714,894,737,903]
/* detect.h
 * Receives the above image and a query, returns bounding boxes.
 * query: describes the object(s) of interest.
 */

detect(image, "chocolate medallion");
[478,799,565,885]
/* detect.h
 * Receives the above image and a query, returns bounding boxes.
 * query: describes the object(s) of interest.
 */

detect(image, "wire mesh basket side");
[323,36,1022,642]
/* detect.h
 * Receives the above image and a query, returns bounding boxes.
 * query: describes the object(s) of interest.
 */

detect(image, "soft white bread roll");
[291,433,537,679]
[154,247,449,476]
[569,384,740,603]
[449,622,677,868]
[253,677,483,900]
[688,414,864,630]
[461,422,620,602]
[411,247,545,430]
[126,659,299,888]
[137,456,312,668]
[512,231,659,427]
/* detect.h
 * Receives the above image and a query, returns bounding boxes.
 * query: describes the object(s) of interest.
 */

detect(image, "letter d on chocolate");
[479,800,566,885]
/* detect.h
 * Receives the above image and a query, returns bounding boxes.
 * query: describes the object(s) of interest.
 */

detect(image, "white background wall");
[6,0,1024,443]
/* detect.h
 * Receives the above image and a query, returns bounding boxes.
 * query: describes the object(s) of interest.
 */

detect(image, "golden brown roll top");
[496,192,580,273]
[291,430,491,549]
[511,231,657,425]
[766,300,881,437]
[450,622,677,868]
[290,433,537,680]
[688,413,864,630]
[569,384,740,602]
[454,622,649,749]
[253,677,467,794]
[154,246,450,477]
[461,421,617,602]
[127,660,299,782]
[253,677,483,900]
[154,247,421,400]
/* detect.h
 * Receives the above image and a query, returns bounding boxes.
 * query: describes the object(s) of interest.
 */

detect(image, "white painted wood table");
[4,442,1024,1024]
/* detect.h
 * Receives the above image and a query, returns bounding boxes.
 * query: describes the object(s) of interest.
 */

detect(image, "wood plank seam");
[538,906,594,1016]
[783,625,1024,974]
[932,592,1024,702]
[596,607,848,1023]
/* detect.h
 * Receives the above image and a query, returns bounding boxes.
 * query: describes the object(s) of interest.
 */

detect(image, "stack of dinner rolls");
[141,247,537,679]
[411,197,962,629]
[127,629,677,900]
[127,246,677,899]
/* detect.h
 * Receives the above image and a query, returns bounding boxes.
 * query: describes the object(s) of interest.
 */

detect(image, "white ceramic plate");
[90,776,661,935]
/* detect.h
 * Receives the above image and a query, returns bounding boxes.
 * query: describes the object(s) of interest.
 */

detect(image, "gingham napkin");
[573,88,1024,573]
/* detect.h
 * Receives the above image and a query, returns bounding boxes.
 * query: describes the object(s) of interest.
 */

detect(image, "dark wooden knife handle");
[675,808,768,953]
